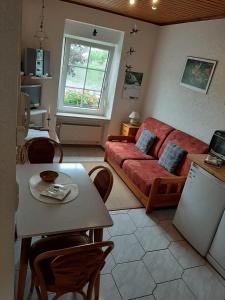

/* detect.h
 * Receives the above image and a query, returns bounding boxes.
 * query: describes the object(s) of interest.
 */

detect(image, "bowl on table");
[40,170,58,182]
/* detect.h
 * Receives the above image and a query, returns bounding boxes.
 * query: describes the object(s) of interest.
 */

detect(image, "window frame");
[58,37,114,116]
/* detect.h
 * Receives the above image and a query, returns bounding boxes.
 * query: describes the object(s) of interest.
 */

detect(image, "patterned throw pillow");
[135,128,156,153]
[158,142,187,174]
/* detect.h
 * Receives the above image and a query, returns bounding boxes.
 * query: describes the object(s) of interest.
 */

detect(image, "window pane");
[85,69,105,91]
[66,66,86,89]
[82,90,100,109]
[89,48,109,71]
[64,88,82,107]
[69,44,89,67]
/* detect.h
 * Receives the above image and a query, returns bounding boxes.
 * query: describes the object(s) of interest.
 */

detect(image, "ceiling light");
[129,0,135,5]
[152,0,158,3]
[152,4,157,10]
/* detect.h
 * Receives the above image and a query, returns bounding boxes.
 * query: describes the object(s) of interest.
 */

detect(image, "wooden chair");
[21,137,63,163]
[88,166,113,203]
[28,235,114,300]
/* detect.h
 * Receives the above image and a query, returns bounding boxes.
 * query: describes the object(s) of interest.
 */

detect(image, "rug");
[82,161,143,211]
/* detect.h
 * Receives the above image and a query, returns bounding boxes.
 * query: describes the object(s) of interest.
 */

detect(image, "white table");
[16,163,113,300]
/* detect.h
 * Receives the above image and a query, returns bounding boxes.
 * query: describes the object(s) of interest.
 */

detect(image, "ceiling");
[60,0,225,26]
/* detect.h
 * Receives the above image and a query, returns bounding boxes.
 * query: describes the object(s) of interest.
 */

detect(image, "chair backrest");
[88,166,113,203]
[32,241,114,300]
[22,137,63,163]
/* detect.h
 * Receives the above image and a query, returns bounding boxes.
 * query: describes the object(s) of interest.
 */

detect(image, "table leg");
[94,228,103,300]
[17,237,32,300]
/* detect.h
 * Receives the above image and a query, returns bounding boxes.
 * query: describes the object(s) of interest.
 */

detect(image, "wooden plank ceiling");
[61,0,225,25]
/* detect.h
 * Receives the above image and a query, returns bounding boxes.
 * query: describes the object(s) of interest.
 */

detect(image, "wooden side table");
[121,122,140,137]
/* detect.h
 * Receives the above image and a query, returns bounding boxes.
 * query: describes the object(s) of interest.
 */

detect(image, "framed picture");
[180,56,217,94]
[123,71,143,100]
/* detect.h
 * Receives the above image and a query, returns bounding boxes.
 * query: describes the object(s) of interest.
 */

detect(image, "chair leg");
[27,276,35,299]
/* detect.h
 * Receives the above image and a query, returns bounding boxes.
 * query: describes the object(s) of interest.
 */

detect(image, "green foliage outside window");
[64,89,99,108]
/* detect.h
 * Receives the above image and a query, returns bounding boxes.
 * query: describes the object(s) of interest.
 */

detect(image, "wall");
[21,0,158,142]
[0,0,20,298]
[143,19,225,144]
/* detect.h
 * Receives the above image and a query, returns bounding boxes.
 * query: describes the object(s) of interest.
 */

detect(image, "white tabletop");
[16,163,113,238]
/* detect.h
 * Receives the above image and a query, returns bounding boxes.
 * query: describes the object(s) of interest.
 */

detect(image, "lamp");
[129,111,140,125]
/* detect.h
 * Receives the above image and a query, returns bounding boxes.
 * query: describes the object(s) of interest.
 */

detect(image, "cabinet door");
[208,212,225,276]
[173,164,225,256]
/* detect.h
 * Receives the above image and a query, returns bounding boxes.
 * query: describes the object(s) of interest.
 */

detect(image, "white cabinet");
[207,211,225,278]
[173,163,225,256]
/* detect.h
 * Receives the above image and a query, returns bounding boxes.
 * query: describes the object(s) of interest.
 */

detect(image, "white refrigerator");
[173,163,225,256]
[207,211,225,278]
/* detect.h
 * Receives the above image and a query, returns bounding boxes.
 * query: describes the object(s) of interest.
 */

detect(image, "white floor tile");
[131,296,155,300]
[108,214,136,236]
[143,249,183,283]
[112,261,155,300]
[183,265,225,300]
[101,253,116,274]
[110,210,130,215]
[135,226,170,252]
[154,279,196,300]
[99,274,122,300]
[128,208,158,227]
[158,220,183,242]
[151,208,176,221]
[169,240,206,269]
[111,234,145,263]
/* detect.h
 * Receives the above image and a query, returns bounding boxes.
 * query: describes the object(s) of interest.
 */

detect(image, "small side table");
[121,122,140,137]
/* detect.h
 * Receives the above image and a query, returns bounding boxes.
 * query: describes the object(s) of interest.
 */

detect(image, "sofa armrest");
[107,135,135,143]
[146,176,187,213]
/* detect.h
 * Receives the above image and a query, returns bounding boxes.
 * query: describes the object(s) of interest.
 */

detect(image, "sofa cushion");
[123,159,175,196]
[135,118,174,158]
[135,128,156,153]
[105,141,154,167]
[159,130,208,176]
[158,142,187,174]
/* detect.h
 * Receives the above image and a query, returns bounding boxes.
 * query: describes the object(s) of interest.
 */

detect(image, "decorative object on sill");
[180,56,217,94]
[123,71,143,100]
[92,29,98,37]
[129,111,140,125]
[130,24,140,35]
[34,0,48,49]
[152,0,158,10]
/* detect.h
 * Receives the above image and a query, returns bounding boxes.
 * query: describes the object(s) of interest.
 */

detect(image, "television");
[21,85,41,108]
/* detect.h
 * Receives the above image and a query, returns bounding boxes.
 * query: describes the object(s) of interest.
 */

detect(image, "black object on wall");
[23,48,50,77]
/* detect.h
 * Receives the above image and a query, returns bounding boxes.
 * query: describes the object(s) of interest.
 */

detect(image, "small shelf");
[22,75,52,80]
[30,109,47,116]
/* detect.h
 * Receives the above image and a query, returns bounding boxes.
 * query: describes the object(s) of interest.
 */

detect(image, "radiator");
[59,124,103,145]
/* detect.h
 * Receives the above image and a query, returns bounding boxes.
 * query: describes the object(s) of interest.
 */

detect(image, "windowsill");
[56,112,111,121]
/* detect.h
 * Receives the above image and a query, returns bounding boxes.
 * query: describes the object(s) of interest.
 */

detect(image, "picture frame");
[123,71,143,100]
[180,56,217,94]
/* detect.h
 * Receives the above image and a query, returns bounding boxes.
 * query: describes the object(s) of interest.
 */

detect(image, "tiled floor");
[15,146,225,299]
[14,208,225,300]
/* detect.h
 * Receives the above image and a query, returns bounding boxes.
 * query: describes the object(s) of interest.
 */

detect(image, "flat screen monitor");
[21,85,41,108]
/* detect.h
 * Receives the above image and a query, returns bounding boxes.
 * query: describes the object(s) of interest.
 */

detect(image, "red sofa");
[105,117,208,212]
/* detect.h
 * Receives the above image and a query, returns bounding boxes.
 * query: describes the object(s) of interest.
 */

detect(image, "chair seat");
[105,141,154,166]
[30,234,90,266]
[122,159,176,196]
[30,234,91,285]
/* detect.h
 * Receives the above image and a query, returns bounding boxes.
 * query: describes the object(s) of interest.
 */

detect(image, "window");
[58,38,113,116]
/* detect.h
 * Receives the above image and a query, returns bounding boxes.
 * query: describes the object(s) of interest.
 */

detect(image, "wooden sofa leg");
[146,205,153,214]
